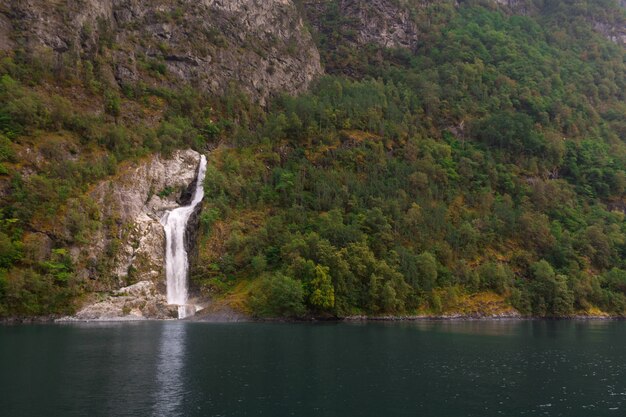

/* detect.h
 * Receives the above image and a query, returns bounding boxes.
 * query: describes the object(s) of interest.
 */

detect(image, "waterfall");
[161,155,207,319]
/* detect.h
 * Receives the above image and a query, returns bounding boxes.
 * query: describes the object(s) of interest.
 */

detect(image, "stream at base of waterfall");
[161,155,207,319]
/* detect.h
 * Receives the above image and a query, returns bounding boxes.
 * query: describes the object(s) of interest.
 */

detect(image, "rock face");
[73,281,176,320]
[334,0,418,50]
[69,149,204,319]
[593,20,626,46]
[491,0,536,15]
[2,0,322,103]
[79,149,200,290]
[303,0,419,50]
[4,0,622,97]
[305,0,625,52]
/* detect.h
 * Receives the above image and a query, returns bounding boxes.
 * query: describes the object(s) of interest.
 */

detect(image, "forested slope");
[193,0,626,318]
[0,0,625,318]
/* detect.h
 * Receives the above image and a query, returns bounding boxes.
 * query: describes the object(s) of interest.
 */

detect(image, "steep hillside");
[192,0,626,319]
[0,0,323,317]
[0,0,625,319]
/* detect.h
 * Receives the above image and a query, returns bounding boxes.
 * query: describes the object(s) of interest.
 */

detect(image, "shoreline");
[1,313,624,325]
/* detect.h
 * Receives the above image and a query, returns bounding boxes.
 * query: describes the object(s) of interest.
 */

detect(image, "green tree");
[529,260,574,316]
[603,269,626,294]
[0,232,21,268]
[478,262,513,294]
[249,273,305,317]
[415,252,438,292]
[104,91,121,120]
[309,264,335,311]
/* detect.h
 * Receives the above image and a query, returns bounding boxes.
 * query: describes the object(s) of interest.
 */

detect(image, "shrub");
[0,232,21,268]
[249,273,305,317]
[199,208,220,233]
[603,269,626,294]
[104,90,121,119]
[250,255,267,275]
[478,262,514,294]
[0,134,15,162]
[415,252,438,292]
[528,260,574,316]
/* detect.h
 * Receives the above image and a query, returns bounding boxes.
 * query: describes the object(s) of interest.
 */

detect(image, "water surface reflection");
[152,322,188,417]
[2,321,626,417]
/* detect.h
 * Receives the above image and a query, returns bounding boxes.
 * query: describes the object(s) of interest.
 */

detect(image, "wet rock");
[71,281,177,320]
[76,149,201,291]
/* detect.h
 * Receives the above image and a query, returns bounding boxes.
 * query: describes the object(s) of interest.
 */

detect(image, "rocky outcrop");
[303,0,419,50]
[334,0,418,50]
[77,149,201,292]
[2,0,322,103]
[304,0,625,53]
[72,281,176,320]
[593,20,626,46]
[68,149,205,320]
[491,0,536,15]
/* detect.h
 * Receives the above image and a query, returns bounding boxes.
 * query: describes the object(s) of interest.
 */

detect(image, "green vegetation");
[0,52,221,315]
[193,1,626,318]
[1,0,625,318]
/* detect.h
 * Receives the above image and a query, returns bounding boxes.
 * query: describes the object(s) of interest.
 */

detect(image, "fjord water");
[1,321,626,417]
[161,155,207,319]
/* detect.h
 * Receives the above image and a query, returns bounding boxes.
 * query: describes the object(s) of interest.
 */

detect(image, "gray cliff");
[2,0,323,103]
[71,149,201,320]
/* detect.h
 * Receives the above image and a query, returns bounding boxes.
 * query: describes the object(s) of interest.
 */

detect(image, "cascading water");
[161,155,207,319]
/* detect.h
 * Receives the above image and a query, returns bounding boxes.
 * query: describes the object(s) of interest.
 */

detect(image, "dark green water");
[1,321,626,417]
